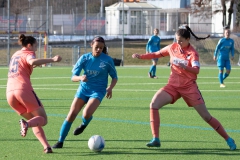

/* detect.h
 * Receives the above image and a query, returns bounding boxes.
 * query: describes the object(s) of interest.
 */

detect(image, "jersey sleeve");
[190,49,200,68]
[157,38,161,50]
[108,58,118,80]
[146,36,153,52]
[71,55,84,77]
[26,52,36,64]
[231,39,234,57]
[214,39,223,57]
[140,45,170,59]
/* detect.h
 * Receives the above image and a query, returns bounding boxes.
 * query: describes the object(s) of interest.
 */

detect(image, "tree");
[190,0,239,30]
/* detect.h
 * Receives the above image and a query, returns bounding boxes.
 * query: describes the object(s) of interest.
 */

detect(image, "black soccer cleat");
[52,141,63,148]
[73,124,87,135]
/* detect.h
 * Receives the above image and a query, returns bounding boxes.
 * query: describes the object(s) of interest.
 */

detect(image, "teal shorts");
[75,86,106,103]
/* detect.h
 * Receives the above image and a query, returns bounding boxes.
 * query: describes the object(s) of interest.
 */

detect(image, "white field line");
[0,86,240,92]
[1,81,240,87]
[1,76,240,81]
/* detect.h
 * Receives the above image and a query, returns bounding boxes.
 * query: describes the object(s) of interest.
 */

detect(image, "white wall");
[146,0,182,9]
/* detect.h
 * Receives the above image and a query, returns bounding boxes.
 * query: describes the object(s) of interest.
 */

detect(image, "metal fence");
[0,4,239,66]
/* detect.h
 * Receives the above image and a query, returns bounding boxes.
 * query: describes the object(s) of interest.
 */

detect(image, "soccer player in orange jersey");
[6,34,62,153]
[132,25,236,150]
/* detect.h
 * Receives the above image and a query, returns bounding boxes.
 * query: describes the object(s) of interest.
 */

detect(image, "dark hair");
[176,26,210,41]
[91,36,108,54]
[18,34,37,47]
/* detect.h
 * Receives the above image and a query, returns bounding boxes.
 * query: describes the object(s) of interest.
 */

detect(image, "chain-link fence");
[0,2,239,66]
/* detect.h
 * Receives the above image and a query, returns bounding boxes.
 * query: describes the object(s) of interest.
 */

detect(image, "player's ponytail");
[185,26,210,41]
[177,25,210,41]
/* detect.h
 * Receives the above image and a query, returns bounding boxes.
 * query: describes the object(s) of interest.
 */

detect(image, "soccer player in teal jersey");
[146,28,161,78]
[213,28,234,88]
[52,36,118,148]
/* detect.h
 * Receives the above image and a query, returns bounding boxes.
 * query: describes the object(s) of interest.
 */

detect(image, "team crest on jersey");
[99,62,106,69]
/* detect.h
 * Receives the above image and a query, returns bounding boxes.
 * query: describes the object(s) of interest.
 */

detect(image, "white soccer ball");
[88,135,105,152]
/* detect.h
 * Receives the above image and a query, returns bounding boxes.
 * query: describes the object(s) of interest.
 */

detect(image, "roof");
[106,2,159,10]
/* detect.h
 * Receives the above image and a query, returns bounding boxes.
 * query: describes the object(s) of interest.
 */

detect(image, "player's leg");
[18,90,53,153]
[73,96,102,135]
[52,97,85,148]
[194,103,236,150]
[152,59,158,78]
[73,91,105,136]
[223,60,231,80]
[218,66,225,87]
[217,60,225,87]
[148,60,154,78]
[146,88,174,147]
[19,90,47,136]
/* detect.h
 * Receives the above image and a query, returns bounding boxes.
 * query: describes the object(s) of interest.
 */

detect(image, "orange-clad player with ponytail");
[132,25,236,150]
[6,34,62,153]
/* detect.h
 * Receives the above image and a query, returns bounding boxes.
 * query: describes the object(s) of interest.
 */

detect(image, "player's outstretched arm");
[29,55,62,66]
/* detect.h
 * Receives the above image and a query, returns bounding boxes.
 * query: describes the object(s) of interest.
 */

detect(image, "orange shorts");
[162,82,205,107]
[6,90,43,115]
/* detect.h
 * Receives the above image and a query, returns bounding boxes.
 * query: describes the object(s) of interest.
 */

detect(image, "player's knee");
[202,115,212,122]
[150,102,160,109]
[42,117,48,126]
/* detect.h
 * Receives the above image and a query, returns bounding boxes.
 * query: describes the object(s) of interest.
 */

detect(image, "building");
[105,0,237,37]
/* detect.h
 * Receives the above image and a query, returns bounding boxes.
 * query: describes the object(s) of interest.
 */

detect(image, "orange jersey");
[7,48,35,92]
[140,43,200,87]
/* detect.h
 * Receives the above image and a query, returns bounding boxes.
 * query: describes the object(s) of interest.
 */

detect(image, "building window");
[119,11,128,24]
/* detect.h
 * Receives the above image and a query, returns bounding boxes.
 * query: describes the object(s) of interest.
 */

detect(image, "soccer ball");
[88,135,105,152]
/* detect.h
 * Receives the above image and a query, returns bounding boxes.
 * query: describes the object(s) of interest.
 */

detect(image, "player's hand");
[52,55,62,62]
[106,87,112,99]
[81,75,88,82]
[178,62,186,69]
[231,56,234,61]
[132,54,140,59]
[213,56,216,61]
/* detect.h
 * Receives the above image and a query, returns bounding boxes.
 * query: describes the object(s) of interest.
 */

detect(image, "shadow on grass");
[58,147,240,157]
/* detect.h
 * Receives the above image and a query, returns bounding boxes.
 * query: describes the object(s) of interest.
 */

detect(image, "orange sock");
[27,116,46,127]
[207,117,229,140]
[150,108,160,138]
[32,126,50,149]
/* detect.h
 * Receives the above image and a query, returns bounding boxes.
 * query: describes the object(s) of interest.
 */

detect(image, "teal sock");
[59,120,72,142]
[149,65,154,73]
[82,116,93,126]
[152,66,156,76]
[223,73,229,80]
[218,73,223,84]
[153,137,160,142]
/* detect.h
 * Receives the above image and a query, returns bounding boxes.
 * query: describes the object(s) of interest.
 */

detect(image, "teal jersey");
[146,35,161,52]
[214,38,234,61]
[72,52,118,92]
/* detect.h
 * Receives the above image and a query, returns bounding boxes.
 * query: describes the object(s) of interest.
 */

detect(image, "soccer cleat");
[220,84,226,88]
[73,124,87,135]
[44,147,53,153]
[226,137,237,150]
[152,75,158,79]
[52,141,63,148]
[146,138,161,147]
[19,119,28,137]
[148,72,153,78]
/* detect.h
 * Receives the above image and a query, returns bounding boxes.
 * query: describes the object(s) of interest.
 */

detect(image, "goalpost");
[0,31,48,66]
